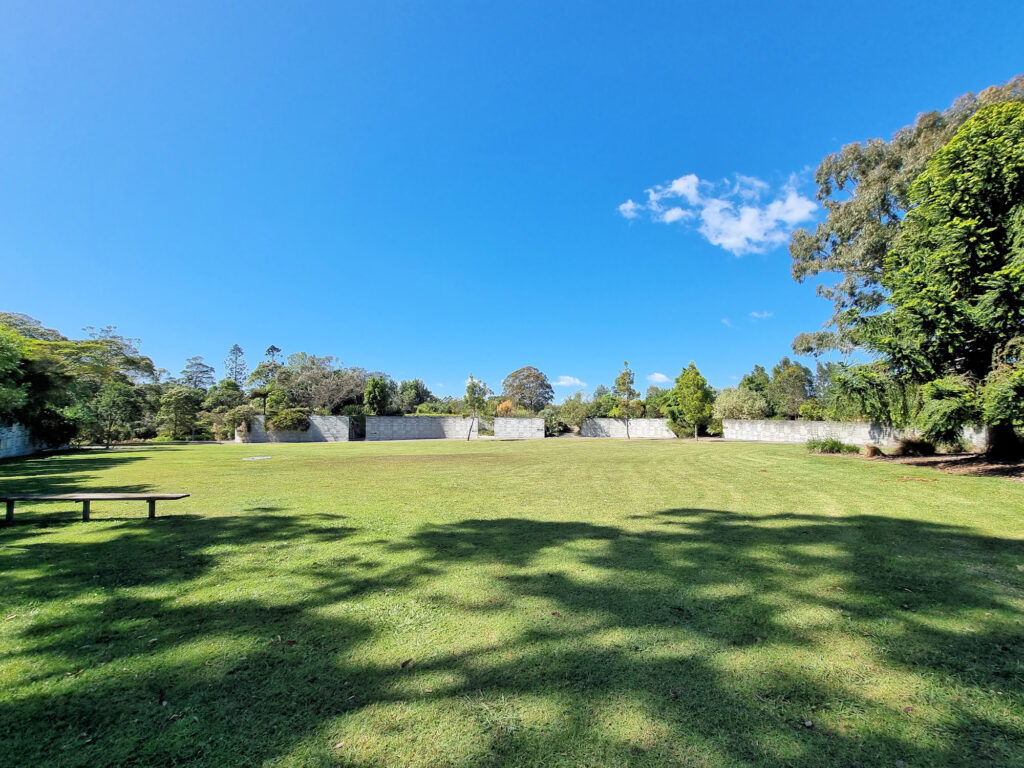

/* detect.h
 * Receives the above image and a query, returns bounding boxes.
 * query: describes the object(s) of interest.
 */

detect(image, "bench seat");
[1,493,189,523]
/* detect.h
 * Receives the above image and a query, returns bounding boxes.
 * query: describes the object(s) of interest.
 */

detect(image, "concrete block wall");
[366,416,478,441]
[0,422,44,458]
[581,418,677,439]
[237,415,356,443]
[723,419,990,451]
[494,417,545,439]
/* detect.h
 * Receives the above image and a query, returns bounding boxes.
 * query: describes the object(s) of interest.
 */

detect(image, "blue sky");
[2,2,1021,399]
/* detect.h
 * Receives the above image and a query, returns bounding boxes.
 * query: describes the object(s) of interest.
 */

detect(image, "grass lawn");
[1,440,1022,767]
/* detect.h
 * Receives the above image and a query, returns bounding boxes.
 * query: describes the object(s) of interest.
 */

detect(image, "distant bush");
[713,388,770,421]
[806,438,860,454]
[224,404,257,432]
[798,399,827,420]
[539,406,566,436]
[265,408,310,432]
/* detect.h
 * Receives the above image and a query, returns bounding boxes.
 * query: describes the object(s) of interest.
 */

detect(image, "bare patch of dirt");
[879,453,1024,481]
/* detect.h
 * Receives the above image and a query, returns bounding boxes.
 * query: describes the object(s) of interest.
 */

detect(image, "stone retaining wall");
[237,415,357,443]
[722,419,990,451]
[0,422,44,458]
[493,417,545,439]
[581,418,677,439]
[366,416,478,441]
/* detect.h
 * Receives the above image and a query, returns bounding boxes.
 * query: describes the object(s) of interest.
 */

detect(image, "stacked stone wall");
[0,422,44,458]
[580,418,677,439]
[493,417,545,439]
[722,419,990,451]
[365,416,478,441]
[237,415,356,443]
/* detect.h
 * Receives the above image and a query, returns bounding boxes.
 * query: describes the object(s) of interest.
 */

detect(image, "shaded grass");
[1,440,1022,767]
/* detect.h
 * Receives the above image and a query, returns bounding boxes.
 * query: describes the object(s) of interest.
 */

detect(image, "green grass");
[1,440,1022,767]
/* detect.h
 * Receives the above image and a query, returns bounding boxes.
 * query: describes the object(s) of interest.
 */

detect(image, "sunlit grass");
[1,440,1022,767]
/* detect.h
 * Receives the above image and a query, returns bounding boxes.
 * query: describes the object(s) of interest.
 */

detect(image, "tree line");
[2,79,1021,453]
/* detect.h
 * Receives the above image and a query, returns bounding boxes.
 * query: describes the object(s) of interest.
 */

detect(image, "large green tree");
[860,101,1024,455]
[609,362,643,438]
[224,344,248,384]
[663,362,715,436]
[397,379,433,413]
[363,377,390,416]
[500,366,554,412]
[158,386,203,439]
[766,358,813,419]
[464,375,492,440]
[181,356,216,390]
[89,381,145,448]
[790,76,1023,355]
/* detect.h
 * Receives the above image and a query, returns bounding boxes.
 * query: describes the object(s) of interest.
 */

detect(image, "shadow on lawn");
[0,448,160,497]
[1,505,1022,767]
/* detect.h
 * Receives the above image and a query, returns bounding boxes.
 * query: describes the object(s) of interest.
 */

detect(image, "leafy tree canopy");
[663,362,715,431]
[790,75,1024,355]
[859,101,1024,452]
[363,377,390,416]
[180,356,216,390]
[501,366,554,412]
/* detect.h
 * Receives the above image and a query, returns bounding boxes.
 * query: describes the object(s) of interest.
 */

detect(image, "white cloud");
[646,372,671,384]
[617,199,641,219]
[750,311,773,320]
[617,173,815,256]
[659,206,692,224]
[553,375,586,387]
[721,318,733,327]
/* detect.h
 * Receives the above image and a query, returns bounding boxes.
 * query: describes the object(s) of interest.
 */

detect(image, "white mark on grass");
[242,456,272,461]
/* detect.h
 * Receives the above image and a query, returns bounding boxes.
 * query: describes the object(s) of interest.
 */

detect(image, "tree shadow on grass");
[0,448,157,497]
[0,507,1021,767]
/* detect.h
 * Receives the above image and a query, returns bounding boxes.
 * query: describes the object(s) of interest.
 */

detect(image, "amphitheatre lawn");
[1,440,1022,767]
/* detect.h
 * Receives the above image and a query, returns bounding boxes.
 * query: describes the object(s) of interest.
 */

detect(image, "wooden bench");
[1,493,190,524]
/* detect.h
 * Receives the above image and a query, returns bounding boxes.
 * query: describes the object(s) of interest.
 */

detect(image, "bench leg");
[148,499,156,519]
[5,501,13,525]
[82,500,90,522]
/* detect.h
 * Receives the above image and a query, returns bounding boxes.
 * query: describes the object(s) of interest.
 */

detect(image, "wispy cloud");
[646,372,671,384]
[721,318,733,328]
[618,173,815,255]
[749,311,773,320]
[553,375,586,387]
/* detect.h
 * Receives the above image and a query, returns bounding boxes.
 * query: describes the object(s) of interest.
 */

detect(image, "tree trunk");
[985,422,1021,459]
[624,418,630,440]
[467,413,474,441]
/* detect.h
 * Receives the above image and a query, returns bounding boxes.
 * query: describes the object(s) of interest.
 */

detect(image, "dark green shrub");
[894,438,936,457]
[540,406,566,436]
[265,408,310,432]
[224,404,257,431]
[806,437,860,454]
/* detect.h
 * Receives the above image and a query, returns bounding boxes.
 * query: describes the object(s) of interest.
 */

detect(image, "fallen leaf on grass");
[284,640,296,646]
[551,611,562,617]
[898,476,937,483]
[903,706,915,714]
[333,742,346,749]
[400,658,413,669]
